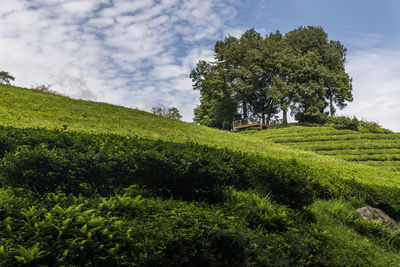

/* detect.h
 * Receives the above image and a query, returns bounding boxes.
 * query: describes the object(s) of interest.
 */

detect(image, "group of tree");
[191,26,353,129]
[151,103,182,120]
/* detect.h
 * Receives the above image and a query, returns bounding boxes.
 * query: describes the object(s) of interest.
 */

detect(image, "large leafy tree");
[192,29,278,127]
[191,60,239,129]
[285,26,353,119]
[258,31,305,124]
[323,40,353,116]
[214,29,263,119]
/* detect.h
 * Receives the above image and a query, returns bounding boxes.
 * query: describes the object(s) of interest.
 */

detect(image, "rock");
[356,206,399,232]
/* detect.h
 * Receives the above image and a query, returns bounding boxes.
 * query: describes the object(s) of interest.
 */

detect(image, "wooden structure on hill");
[232,118,269,131]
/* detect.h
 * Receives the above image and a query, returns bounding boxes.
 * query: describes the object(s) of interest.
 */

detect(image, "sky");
[0,0,399,131]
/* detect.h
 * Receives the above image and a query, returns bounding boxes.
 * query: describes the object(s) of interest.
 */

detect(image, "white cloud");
[337,46,400,132]
[0,0,235,122]
[62,1,96,14]
[151,64,189,79]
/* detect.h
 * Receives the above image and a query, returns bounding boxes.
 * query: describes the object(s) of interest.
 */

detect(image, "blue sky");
[0,0,399,131]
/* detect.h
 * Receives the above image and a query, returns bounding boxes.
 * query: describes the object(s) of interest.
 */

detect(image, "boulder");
[356,206,399,232]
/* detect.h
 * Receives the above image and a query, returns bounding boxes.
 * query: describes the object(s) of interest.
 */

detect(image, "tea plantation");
[1,84,400,266]
[249,126,400,173]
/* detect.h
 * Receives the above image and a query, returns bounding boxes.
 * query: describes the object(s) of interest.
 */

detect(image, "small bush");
[226,190,295,231]
[246,157,316,209]
[327,116,360,131]
[0,145,75,193]
[30,84,63,96]
[295,112,330,124]
[358,120,392,134]
[210,229,249,266]
[295,114,391,134]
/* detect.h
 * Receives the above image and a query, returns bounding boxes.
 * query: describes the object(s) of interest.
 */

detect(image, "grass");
[2,84,400,265]
[2,84,400,216]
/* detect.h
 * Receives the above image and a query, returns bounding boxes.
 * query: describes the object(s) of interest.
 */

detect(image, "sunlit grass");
[1,84,400,215]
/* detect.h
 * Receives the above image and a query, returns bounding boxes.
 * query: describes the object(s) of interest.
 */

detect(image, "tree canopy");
[0,71,15,85]
[191,26,353,129]
[151,104,182,120]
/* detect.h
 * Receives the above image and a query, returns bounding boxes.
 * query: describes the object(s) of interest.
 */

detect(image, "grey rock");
[356,206,399,232]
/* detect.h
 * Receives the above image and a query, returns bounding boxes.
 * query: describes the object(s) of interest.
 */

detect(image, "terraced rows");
[251,126,400,172]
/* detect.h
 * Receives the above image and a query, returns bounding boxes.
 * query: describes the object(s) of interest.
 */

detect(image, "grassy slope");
[249,125,400,172]
[2,85,400,214]
[2,85,400,264]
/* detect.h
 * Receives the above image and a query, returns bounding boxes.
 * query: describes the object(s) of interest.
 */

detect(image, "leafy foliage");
[0,125,314,207]
[2,188,400,266]
[191,26,353,127]
[151,103,182,120]
[358,120,392,134]
[0,71,15,85]
[0,188,292,266]
[1,85,400,265]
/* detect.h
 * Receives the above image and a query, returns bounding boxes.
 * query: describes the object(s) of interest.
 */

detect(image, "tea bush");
[0,126,314,208]
[0,189,274,266]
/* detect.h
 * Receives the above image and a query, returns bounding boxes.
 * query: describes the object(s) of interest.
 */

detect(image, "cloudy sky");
[0,0,399,131]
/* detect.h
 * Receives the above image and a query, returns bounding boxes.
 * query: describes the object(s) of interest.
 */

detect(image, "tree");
[214,29,264,119]
[0,71,15,85]
[323,40,353,116]
[191,29,275,127]
[151,103,167,116]
[258,30,300,124]
[191,26,353,129]
[151,104,182,120]
[285,26,353,118]
[165,107,182,120]
[191,60,240,129]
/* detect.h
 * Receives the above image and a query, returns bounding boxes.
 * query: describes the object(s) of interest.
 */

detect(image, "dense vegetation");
[1,84,400,265]
[0,126,314,208]
[191,26,352,129]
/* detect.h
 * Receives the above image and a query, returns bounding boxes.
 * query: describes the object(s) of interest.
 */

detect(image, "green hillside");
[248,126,400,173]
[1,84,400,266]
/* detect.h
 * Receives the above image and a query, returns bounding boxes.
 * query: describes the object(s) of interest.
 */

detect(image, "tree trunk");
[262,112,265,124]
[282,108,288,124]
[329,95,334,116]
[242,101,247,118]
[266,113,271,124]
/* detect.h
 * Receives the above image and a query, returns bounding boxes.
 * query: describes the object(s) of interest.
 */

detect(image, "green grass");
[2,84,400,216]
[2,84,400,265]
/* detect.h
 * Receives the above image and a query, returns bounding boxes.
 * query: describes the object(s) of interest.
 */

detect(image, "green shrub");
[246,157,316,209]
[226,190,295,231]
[0,145,76,193]
[0,126,315,208]
[295,112,330,124]
[209,229,249,266]
[358,120,393,134]
[0,190,269,266]
[327,116,360,131]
